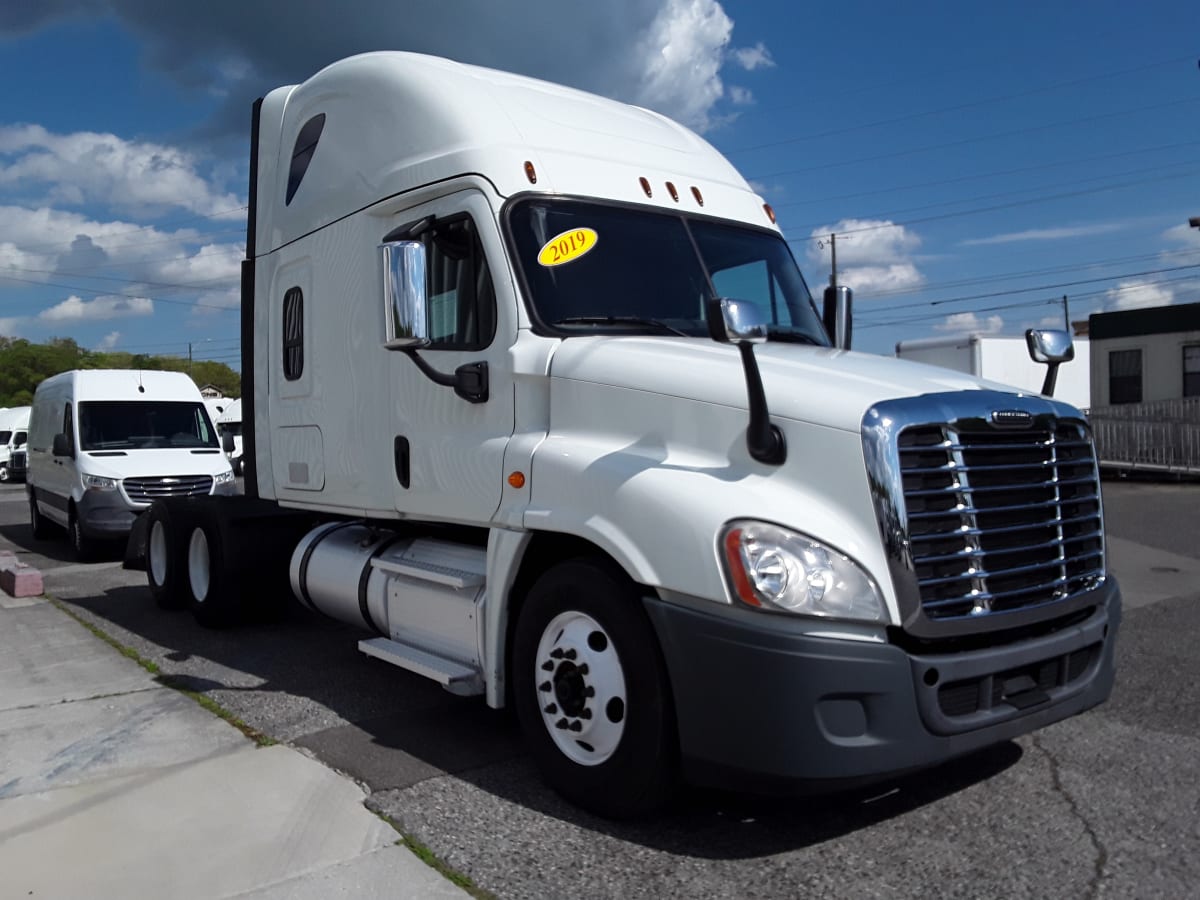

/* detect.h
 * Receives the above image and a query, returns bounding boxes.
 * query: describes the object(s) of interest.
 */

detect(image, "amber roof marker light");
[639,177,653,197]
[763,203,777,224]
[691,186,704,206]
[524,161,537,184]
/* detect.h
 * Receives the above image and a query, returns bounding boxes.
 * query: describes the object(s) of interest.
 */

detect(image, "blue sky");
[1,0,1197,366]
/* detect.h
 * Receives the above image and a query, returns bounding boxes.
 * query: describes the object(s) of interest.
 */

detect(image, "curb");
[0,549,44,598]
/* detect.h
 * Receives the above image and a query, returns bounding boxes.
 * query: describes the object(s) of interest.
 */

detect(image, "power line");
[0,273,237,312]
[726,55,1198,155]
[770,140,1200,210]
[9,206,247,255]
[749,95,1200,181]
[784,167,1200,241]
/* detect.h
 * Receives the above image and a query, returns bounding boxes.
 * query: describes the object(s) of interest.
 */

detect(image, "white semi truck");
[123,52,1120,818]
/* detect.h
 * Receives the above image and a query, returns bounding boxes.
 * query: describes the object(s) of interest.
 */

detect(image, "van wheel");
[512,558,677,819]
[146,504,188,609]
[0,463,9,483]
[68,508,95,562]
[186,518,240,628]
[28,489,52,540]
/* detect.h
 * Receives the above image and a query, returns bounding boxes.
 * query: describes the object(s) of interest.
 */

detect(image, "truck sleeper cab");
[130,52,1120,819]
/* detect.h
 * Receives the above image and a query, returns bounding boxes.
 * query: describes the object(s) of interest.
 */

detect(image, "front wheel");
[69,508,96,562]
[29,489,53,540]
[0,463,9,483]
[513,558,677,819]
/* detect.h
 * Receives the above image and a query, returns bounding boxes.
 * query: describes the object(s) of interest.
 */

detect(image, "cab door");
[386,190,516,524]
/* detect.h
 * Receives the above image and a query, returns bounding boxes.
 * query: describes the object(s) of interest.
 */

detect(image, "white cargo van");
[0,405,30,482]
[27,370,236,558]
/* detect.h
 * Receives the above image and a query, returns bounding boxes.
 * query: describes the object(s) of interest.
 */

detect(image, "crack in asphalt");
[1032,734,1108,898]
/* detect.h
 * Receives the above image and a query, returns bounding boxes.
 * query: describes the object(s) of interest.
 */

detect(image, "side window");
[282,287,304,380]
[1184,345,1200,397]
[1108,349,1142,405]
[421,218,497,351]
[286,114,326,206]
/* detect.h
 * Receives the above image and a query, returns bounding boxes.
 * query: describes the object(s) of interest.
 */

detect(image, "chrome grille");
[898,419,1104,621]
[123,475,213,503]
[10,450,26,472]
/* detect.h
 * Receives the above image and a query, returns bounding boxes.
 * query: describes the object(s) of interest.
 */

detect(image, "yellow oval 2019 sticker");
[537,228,598,267]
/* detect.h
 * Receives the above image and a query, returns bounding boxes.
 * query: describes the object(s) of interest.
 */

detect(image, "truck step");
[358,637,483,695]
[370,556,485,589]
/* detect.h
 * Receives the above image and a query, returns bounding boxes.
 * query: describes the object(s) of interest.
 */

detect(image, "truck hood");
[547,337,1024,433]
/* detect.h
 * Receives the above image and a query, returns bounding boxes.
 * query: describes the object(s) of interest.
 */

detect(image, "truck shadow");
[0,520,125,564]
[58,582,1022,860]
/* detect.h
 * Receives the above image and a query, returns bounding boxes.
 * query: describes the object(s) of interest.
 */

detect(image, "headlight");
[214,470,235,485]
[83,474,117,491]
[719,520,885,622]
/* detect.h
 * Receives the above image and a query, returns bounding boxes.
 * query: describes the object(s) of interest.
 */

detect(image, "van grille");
[123,475,213,504]
[898,420,1104,621]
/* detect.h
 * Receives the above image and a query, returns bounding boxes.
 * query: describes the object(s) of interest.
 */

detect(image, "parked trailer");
[122,52,1120,818]
[895,334,1091,410]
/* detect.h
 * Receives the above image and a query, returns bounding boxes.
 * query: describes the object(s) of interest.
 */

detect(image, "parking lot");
[2,477,1199,899]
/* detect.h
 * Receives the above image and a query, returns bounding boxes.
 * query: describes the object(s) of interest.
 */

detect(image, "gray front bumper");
[644,579,1121,794]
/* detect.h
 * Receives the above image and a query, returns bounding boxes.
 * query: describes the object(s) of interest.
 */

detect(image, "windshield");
[507,198,827,343]
[14,431,26,448]
[79,401,218,451]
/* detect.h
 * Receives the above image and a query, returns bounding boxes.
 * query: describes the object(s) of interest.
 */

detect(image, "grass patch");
[47,596,275,747]
[370,808,498,900]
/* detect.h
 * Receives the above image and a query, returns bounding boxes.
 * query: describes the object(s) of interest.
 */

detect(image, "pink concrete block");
[0,563,43,598]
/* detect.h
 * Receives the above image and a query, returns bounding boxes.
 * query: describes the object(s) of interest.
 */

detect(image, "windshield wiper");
[765,327,822,345]
[553,316,691,337]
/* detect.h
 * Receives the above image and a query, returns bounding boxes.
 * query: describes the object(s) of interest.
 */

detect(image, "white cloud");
[97,330,121,349]
[1162,221,1200,247]
[0,125,241,217]
[936,312,1005,334]
[728,85,755,106]
[1103,279,1175,311]
[633,0,735,132]
[2,1,766,137]
[39,294,154,322]
[960,223,1125,246]
[0,317,23,336]
[806,219,925,294]
[729,42,774,71]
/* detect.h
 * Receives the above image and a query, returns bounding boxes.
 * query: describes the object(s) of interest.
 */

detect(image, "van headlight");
[719,520,885,622]
[214,470,235,485]
[83,474,118,492]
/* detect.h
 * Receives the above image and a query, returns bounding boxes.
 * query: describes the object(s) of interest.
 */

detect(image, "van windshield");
[78,401,218,451]
[506,198,827,344]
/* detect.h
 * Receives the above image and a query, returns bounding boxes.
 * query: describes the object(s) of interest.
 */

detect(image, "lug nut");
[577,664,589,675]
[584,686,595,698]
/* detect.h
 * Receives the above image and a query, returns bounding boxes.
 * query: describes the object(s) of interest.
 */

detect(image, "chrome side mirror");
[707,297,768,344]
[1025,328,1074,365]
[381,240,430,349]
[1025,328,1074,397]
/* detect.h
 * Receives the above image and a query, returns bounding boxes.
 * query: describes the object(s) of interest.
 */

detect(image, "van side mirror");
[1025,328,1074,397]
[52,432,73,458]
[221,431,235,454]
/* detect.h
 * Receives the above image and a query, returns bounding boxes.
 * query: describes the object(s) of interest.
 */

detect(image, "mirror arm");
[1041,363,1060,398]
[738,343,786,465]
[401,348,489,404]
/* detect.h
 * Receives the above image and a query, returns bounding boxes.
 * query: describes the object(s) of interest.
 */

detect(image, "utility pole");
[188,342,193,376]
[1062,294,1071,331]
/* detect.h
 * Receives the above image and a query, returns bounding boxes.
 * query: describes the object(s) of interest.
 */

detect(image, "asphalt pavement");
[1,477,1199,899]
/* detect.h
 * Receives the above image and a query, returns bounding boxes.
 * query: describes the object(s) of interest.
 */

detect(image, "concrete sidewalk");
[0,593,468,900]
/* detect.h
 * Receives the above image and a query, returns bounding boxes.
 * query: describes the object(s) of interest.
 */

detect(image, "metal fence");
[1085,398,1200,475]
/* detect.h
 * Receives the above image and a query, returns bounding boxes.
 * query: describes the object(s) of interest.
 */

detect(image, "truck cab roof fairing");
[253,52,771,254]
